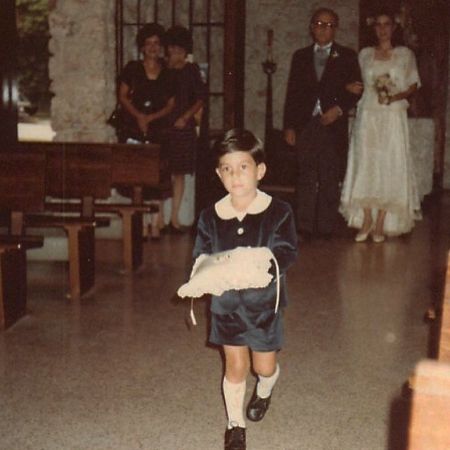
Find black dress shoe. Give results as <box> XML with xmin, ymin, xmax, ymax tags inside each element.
<box><xmin>159</xmin><ymin>225</ymin><xmax>170</xmax><ymax>235</ymax></box>
<box><xmin>224</xmin><ymin>426</ymin><xmax>246</xmax><ymax>450</ymax></box>
<box><xmin>168</xmin><ymin>223</ymin><xmax>186</xmax><ymax>235</ymax></box>
<box><xmin>246</xmin><ymin>391</ymin><xmax>271</xmax><ymax>422</ymax></box>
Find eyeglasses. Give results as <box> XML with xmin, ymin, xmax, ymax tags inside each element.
<box><xmin>312</xmin><ymin>20</ymin><xmax>337</xmax><ymax>29</ymax></box>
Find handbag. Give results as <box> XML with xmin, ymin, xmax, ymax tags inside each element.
<box><xmin>106</xmin><ymin>104</ymin><xmax>123</xmax><ymax>130</ymax></box>
<box><xmin>106</xmin><ymin>104</ymin><xmax>145</xmax><ymax>141</ymax></box>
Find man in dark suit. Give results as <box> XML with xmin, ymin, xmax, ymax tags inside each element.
<box><xmin>283</xmin><ymin>7</ymin><xmax>361</xmax><ymax>240</ymax></box>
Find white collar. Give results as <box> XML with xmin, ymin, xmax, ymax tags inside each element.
<box><xmin>214</xmin><ymin>189</ymin><xmax>272</xmax><ymax>221</ymax></box>
<box><xmin>314</xmin><ymin>42</ymin><xmax>333</xmax><ymax>53</ymax></box>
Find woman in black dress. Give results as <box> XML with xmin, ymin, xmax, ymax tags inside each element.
<box><xmin>165</xmin><ymin>26</ymin><xmax>207</xmax><ymax>233</ymax></box>
<box><xmin>118</xmin><ymin>23</ymin><xmax>175</xmax><ymax>143</ymax></box>
<box><xmin>118</xmin><ymin>23</ymin><xmax>175</xmax><ymax>238</ymax></box>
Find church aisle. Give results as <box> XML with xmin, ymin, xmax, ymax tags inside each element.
<box><xmin>0</xmin><ymin>194</ymin><xmax>448</xmax><ymax>450</ymax></box>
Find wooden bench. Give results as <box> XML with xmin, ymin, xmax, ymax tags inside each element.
<box><xmin>438</xmin><ymin>251</ymin><xmax>450</xmax><ymax>362</ymax></box>
<box><xmin>20</xmin><ymin>143</ymin><xmax>112</xmax><ymax>299</ymax></box>
<box><xmin>106</xmin><ymin>142</ymin><xmax>164</xmax><ymax>271</ymax></box>
<box><xmin>21</xmin><ymin>141</ymin><xmax>164</xmax><ymax>273</ymax></box>
<box><xmin>0</xmin><ymin>152</ymin><xmax>46</xmax><ymax>329</ymax></box>
<box><xmin>406</xmin><ymin>252</ymin><xmax>450</xmax><ymax>448</ymax></box>
<box><xmin>408</xmin><ymin>360</ymin><xmax>450</xmax><ymax>449</ymax></box>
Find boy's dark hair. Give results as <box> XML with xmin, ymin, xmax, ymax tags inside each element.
<box><xmin>214</xmin><ymin>128</ymin><xmax>265</xmax><ymax>166</ymax></box>
<box><xmin>136</xmin><ymin>23</ymin><xmax>165</xmax><ymax>49</ymax></box>
<box><xmin>165</xmin><ymin>25</ymin><xmax>193</xmax><ymax>53</ymax></box>
<box><xmin>310</xmin><ymin>7</ymin><xmax>339</xmax><ymax>26</ymax></box>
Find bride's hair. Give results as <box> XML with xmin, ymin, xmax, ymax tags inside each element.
<box><xmin>365</xmin><ymin>8</ymin><xmax>404</xmax><ymax>47</ymax></box>
<box><xmin>368</xmin><ymin>8</ymin><xmax>397</xmax><ymax>25</ymax></box>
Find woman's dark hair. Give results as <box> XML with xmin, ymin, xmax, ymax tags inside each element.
<box><xmin>214</xmin><ymin>129</ymin><xmax>265</xmax><ymax>166</ymax></box>
<box><xmin>367</xmin><ymin>8</ymin><xmax>404</xmax><ymax>47</ymax></box>
<box><xmin>165</xmin><ymin>25</ymin><xmax>193</xmax><ymax>53</ymax></box>
<box><xmin>372</xmin><ymin>7</ymin><xmax>397</xmax><ymax>24</ymax></box>
<box><xmin>136</xmin><ymin>23</ymin><xmax>165</xmax><ymax>49</ymax></box>
<box><xmin>311</xmin><ymin>8</ymin><xmax>339</xmax><ymax>26</ymax></box>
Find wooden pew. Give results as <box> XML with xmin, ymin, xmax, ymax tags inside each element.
<box><xmin>438</xmin><ymin>251</ymin><xmax>450</xmax><ymax>362</ymax></box>
<box><xmin>21</xmin><ymin>143</ymin><xmax>111</xmax><ymax>299</ymax></box>
<box><xmin>22</xmin><ymin>141</ymin><xmax>164</xmax><ymax>273</ymax></box>
<box><xmin>406</xmin><ymin>253</ymin><xmax>450</xmax><ymax>448</ymax></box>
<box><xmin>0</xmin><ymin>152</ymin><xmax>45</xmax><ymax>329</ymax></box>
<box><xmin>105</xmin><ymin>142</ymin><xmax>164</xmax><ymax>271</ymax></box>
<box><xmin>408</xmin><ymin>360</ymin><xmax>450</xmax><ymax>449</ymax></box>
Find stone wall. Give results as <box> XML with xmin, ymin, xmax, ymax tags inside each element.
<box><xmin>245</xmin><ymin>0</ymin><xmax>359</xmax><ymax>140</ymax></box>
<box><xmin>48</xmin><ymin>0</ymin><xmax>116</xmax><ymax>142</ymax></box>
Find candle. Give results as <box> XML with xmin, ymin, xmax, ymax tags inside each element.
<box><xmin>267</xmin><ymin>29</ymin><xmax>273</xmax><ymax>62</ymax></box>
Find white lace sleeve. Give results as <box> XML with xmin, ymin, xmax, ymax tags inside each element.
<box><xmin>358</xmin><ymin>47</ymin><xmax>372</xmax><ymax>68</ymax></box>
<box><xmin>403</xmin><ymin>47</ymin><xmax>421</xmax><ymax>89</ymax></box>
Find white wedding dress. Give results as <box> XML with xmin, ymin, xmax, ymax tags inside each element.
<box><xmin>340</xmin><ymin>46</ymin><xmax>422</xmax><ymax>236</ymax></box>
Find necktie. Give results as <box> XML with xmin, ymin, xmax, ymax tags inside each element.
<box><xmin>314</xmin><ymin>48</ymin><xmax>328</xmax><ymax>80</ymax></box>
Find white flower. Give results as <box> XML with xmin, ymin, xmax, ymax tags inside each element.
<box><xmin>374</xmin><ymin>73</ymin><xmax>396</xmax><ymax>105</ymax></box>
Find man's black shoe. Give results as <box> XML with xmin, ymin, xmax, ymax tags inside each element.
<box><xmin>224</xmin><ymin>426</ymin><xmax>246</xmax><ymax>450</ymax></box>
<box><xmin>246</xmin><ymin>392</ymin><xmax>271</xmax><ymax>422</ymax></box>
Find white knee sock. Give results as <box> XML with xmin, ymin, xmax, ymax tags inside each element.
<box><xmin>223</xmin><ymin>377</ymin><xmax>246</xmax><ymax>429</ymax></box>
<box><xmin>256</xmin><ymin>363</ymin><xmax>280</xmax><ymax>399</ymax></box>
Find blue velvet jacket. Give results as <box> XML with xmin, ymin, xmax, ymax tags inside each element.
<box><xmin>192</xmin><ymin>191</ymin><xmax>298</xmax><ymax>315</ymax></box>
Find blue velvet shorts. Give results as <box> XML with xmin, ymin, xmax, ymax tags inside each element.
<box><xmin>209</xmin><ymin>307</ymin><xmax>284</xmax><ymax>351</ymax></box>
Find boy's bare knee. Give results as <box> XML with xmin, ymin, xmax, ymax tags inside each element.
<box><xmin>226</xmin><ymin>360</ymin><xmax>250</xmax><ymax>382</ymax></box>
<box><xmin>252</xmin><ymin>351</ymin><xmax>277</xmax><ymax>377</ymax></box>
<box><xmin>253</xmin><ymin>364</ymin><xmax>276</xmax><ymax>378</ymax></box>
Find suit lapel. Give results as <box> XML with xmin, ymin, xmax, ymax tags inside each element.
<box><xmin>307</xmin><ymin>45</ymin><xmax>320</xmax><ymax>83</ymax></box>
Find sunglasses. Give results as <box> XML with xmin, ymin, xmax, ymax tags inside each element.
<box><xmin>312</xmin><ymin>20</ymin><xmax>337</xmax><ymax>29</ymax></box>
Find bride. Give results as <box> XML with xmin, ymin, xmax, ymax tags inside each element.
<box><xmin>340</xmin><ymin>9</ymin><xmax>421</xmax><ymax>242</ymax></box>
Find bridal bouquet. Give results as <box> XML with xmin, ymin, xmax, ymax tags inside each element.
<box><xmin>374</xmin><ymin>73</ymin><xmax>395</xmax><ymax>105</ymax></box>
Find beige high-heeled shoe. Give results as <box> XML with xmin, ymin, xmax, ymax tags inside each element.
<box><xmin>372</xmin><ymin>233</ymin><xmax>385</xmax><ymax>243</ymax></box>
<box><xmin>355</xmin><ymin>224</ymin><xmax>373</xmax><ymax>242</ymax></box>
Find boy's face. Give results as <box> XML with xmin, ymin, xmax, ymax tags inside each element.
<box><xmin>216</xmin><ymin>151</ymin><xmax>266</xmax><ymax>200</ymax></box>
